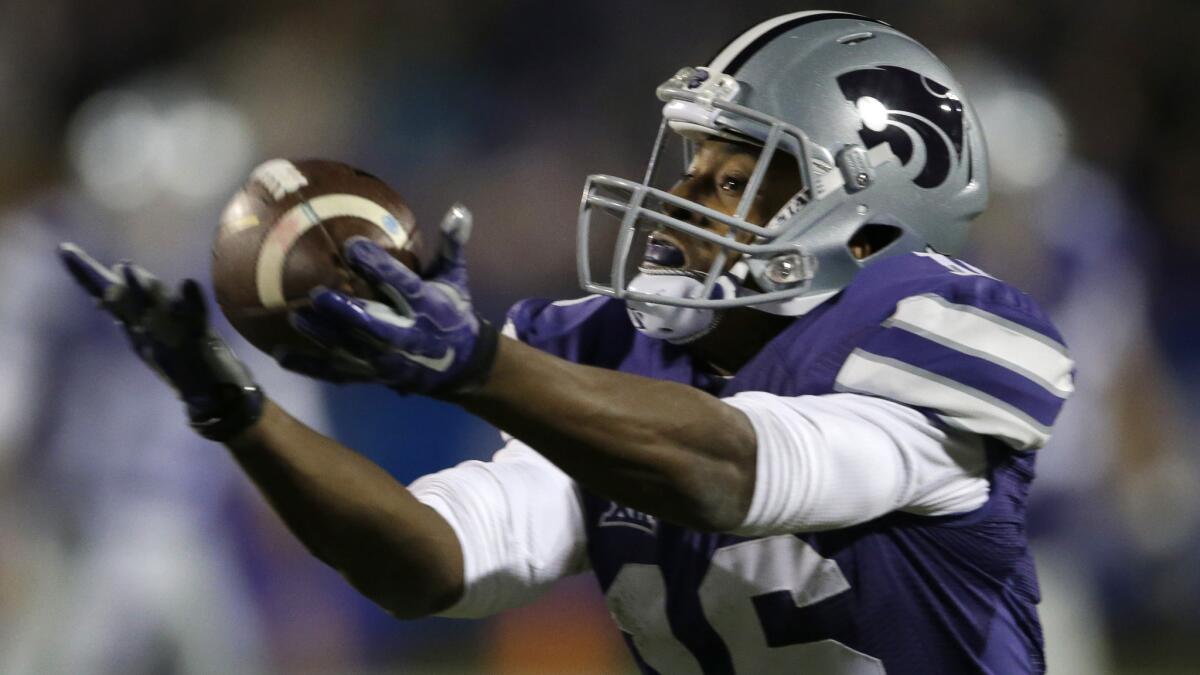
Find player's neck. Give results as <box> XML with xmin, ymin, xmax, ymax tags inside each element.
<box><xmin>687</xmin><ymin>308</ymin><xmax>794</xmax><ymax>376</ymax></box>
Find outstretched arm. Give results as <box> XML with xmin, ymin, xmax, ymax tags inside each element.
<box><xmin>288</xmin><ymin>209</ymin><xmax>758</xmax><ymax>533</ymax></box>
<box><xmin>226</xmin><ymin>400</ymin><xmax>463</xmax><ymax>618</ymax></box>
<box><xmin>454</xmin><ymin>338</ymin><xmax>757</xmax><ymax>532</ymax></box>
<box><xmin>294</xmin><ymin>210</ymin><xmax>990</xmax><ymax>536</ymax></box>
<box><xmin>57</xmin><ymin>243</ymin><xmax>464</xmax><ymax>619</ymax></box>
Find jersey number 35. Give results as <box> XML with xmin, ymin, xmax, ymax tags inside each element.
<box><xmin>605</xmin><ymin>535</ymin><xmax>884</xmax><ymax>673</ymax></box>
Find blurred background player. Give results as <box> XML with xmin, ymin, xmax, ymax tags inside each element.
<box><xmin>0</xmin><ymin>164</ymin><xmax>337</xmax><ymax>674</ymax></box>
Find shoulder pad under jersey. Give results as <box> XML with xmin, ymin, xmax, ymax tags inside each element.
<box><xmin>503</xmin><ymin>295</ymin><xmax>634</xmax><ymax>366</ymax></box>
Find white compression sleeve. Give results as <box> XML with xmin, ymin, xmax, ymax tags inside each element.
<box><xmin>723</xmin><ymin>392</ymin><xmax>990</xmax><ymax>536</ymax></box>
<box><xmin>409</xmin><ymin>439</ymin><xmax>589</xmax><ymax>618</ymax></box>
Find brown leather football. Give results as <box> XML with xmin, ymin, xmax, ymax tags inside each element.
<box><xmin>212</xmin><ymin>158</ymin><xmax>421</xmax><ymax>357</ymax></box>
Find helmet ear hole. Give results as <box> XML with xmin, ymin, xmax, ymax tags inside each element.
<box><xmin>848</xmin><ymin>224</ymin><xmax>902</xmax><ymax>260</ymax></box>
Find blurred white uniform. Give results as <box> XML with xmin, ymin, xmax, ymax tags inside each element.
<box><xmin>0</xmin><ymin>193</ymin><xmax>331</xmax><ymax>675</ymax></box>
<box><xmin>971</xmin><ymin>160</ymin><xmax>1149</xmax><ymax>675</ymax></box>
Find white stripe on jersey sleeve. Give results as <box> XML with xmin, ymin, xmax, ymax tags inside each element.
<box><xmin>884</xmin><ymin>293</ymin><xmax>1075</xmax><ymax>397</ymax></box>
<box><xmin>835</xmin><ymin>349</ymin><xmax>1052</xmax><ymax>451</ymax></box>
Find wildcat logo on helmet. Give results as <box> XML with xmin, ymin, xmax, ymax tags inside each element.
<box><xmin>837</xmin><ymin>66</ymin><xmax>966</xmax><ymax>189</ymax></box>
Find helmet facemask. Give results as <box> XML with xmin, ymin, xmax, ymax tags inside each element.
<box><xmin>578</xmin><ymin>67</ymin><xmax>855</xmax><ymax>341</ymax></box>
<box><xmin>577</xmin><ymin>14</ymin><xmax>989</xmax><ymax>343</ymax></box>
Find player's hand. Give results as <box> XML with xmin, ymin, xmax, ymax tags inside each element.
<box><xmin>57</xmin><ymin>243</ymin><xmax>264</xmax><ymax>441</ymax></box>
<box><xmin>281</xmin><ymin>204</ymin><xmax>499</xmax><ymax>396</ymax></box>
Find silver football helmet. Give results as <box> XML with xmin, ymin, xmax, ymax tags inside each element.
<box><xmin>577</xmin><ymin>10</ymin><xmax>988</xmax><ymax>342</ymax></box>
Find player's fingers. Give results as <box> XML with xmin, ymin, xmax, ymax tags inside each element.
<box><xmin>342</xmin><ymin>236</ymin><xmax>423</xmax><ymax>297</ymax></box>
<box><xmin>296</xmin><ymin>289</ymin><xmax>402</xmax><ymax>356</ymax></box>
<box><xmin>290</xmin><ymin>305</ymin><xmax>354</xmax><ymax>350</ymax></box>
<box><xmin>58</xmin><ymin>242</ymin><xmax>119</xmax><ymax>299</ymax></box>
<box><xmin>431</xmin><ymin>204</ymin><xmax>472</xmax><ymax>289</ymax></box>
<box><xmin>309</xmin><ymin>287</ymin><xmax>373</xmax><ymax>329</ymax></box>
<box><xmin>274</xmin><ymin>347</ymin><xmax>339</xmax><ymax>380</ymax></box>
<box><xmin>310</xmin><ymin>288</ymin><xmax>422</xmax><ymax>349</ymax></box>
<box><xmin>174</xmin><ymin>279</ymin><xmax>209</xmax><ymax>331</ymax></box>
<box><xmin>178</xmin><ymin>279</ymin><xmax>207</xmax><ymax>319</ymax></box>
<box><xmin>393</xmin><ymin>327</ymin><xmax>456</xmax><ymax>362</ymax></box>
<box><xmin>340</xmin><ymin>237</ymin><xmax>423</xmax><ymax>316</ymax></box>
<box><xmin>118</xmin><ymin>263</ymin><xmax>164</xmax><ymax>312</ymax></box>
<box><xmin>439</xmin><ymin>203</ymin><xmax>473</xmax><ymax>251</ymax></box>
<box><xmin>273</xmin><ymin>346</ymin><xmax>375</xmax><ymax>383</ymax></box>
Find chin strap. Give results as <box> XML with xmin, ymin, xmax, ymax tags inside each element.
<box><xmin>624</xmin><ymin>262</ymin><xmax>749</xmax><ymax>344</ymax></box>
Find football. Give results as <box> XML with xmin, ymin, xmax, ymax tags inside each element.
<box><xmin>212</xmin><ymin>158</ymin><xmax>422</xmax><ymax>357</ymax></box>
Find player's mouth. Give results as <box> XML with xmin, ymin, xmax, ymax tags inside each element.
<box><xmin>641</xmin><ymin>233</ymin><xmax>688</xmax><ymax>271</ymax></box>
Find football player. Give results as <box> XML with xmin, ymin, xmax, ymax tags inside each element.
<box><xmin>60</xmin><ymin>11</ymin><xmax>1072</xmax><ymax>674</ymax></box>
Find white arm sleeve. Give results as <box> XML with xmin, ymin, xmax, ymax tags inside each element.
<box><xmin>724</xmin><ymin>391</ymin><xmax>990</xmax><ymax>536</ymax></box>
<box><xmin>408</xmin><ymin>439</ymin><xmax>589</xmax><ymax>618</ymax></box>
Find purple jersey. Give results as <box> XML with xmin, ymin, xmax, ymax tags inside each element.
<box><xmin>505</xmin><ymin>252</ymin><xmax>1070</xmax><ymax>674</ymax></box>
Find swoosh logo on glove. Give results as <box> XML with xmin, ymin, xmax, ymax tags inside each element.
<box><xmin>399</xmin><ymin>347</ymin><xmax>455</xmax><ymax>372</ymax></box>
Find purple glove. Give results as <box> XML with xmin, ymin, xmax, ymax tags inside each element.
<box><xmin>58</xmin><ymin>243</ymin><xmax>263</xmax><ymax>441</ymax></box>
<box><xmin>282</xmin><ymin>204</ymin><xmax>499</xmax><ymax>396</ymax></box>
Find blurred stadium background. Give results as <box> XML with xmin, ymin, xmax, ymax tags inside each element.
<box><xmin>1</xmin><ymin>1</ymin><xmax>1198</xmax><ymax>673</ymax></box>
